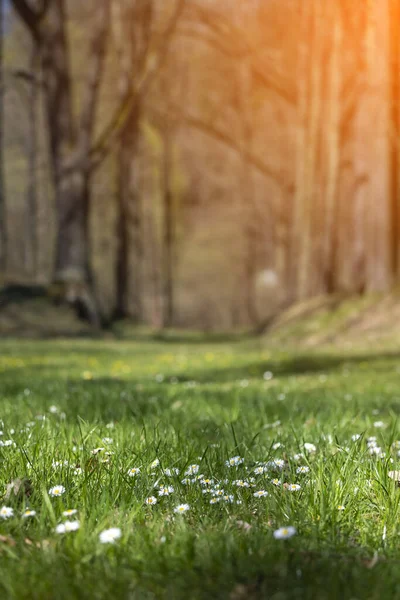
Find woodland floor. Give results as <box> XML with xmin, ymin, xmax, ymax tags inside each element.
<box><xmin>1</xmin><ymin>338</ymin><xmax>400</xmax><ymax>598</ymax></box>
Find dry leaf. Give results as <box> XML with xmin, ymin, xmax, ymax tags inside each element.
<box><xmin>5</xmin><ymin>478</ymin><xmax>33</xmax><ymax>502</ymax></box>
<box><xmin>0</xmin><ymin>535</ymin><xmax>16</xmax><ymax>547</ymax></box>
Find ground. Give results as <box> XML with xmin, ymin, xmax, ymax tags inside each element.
<box><xmin>1</xmin><ymin>338</ymin><xmax>400</xmax><ymax>599</ymax></box>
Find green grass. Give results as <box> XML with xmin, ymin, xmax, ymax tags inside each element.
<box><xmin>1</xmin><ymin>339</ymin><xmax>400</xmax><ymax>598</ymax></box>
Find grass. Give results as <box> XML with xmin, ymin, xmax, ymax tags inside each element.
<box><xmin>1</xmin><ymin>338</ymin><xmax>400</xmax><ymax>598</ymax></box>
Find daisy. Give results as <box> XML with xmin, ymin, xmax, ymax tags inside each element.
<box><xmin>338</xmin><ymin>505</ymin><xmax>345</xmax><ymax>511</ymax></box>
<box><xmin>223</xmin><ymin>495</ymin><xmax>234</xmax><ymax>503</ymax></box>
<box><xmin>164</xmin><ymin>468</ymin><xmax>180</xmax><ymax>476</ymax></box>
<box><xmin>273</xmin><ymin>526</ymin><xmax>296</xmax><ymax>540</ymax></box>
<box><xmin>22</xmin><ymin>509</ymin><xmax>36</xmax><ymax>518</ymax></box>
<box><xmin>102</xmin><ymin>438</ymin><xmax>113</xmax><ymax>445</ymax></box>
<box><xmin>210</xmin><ymin>497</ymin><xmax>220</xmax><ymax>504</ymax></box>
<box><xmin>296</xmin><ymin>466</ymin><xmax>310</xmax><ymax>474</ymax></box>
<box><xmin>0</xmin><ymin>506</ymin><xmax>13</xmax><ymax>519</ymax></box>
<box><xmin>174</xmin><ymin>504</ymin><xmax>190</xmax><ymax>514</ymax></box>
<box><xmin>91</xmin><ymin>448</ymin><xmax>104</xmax><ymax>455</ymax></box>
<box><xmin>49</xmin><ymin>485</ymin><xmax>65</xmax><ymax>497</ymax></box>
<box><xmin>254</xmin><ymin>466</ymin><xmax>265</xmax><ymax>475</ymax></box>
<box><xmin>185</xmin><ymin>464</ymin><xmax>199</xmax><ymax>476</ymax></box>
<box><xmin>150</xmin><ymin>458</ymin><xmax>160</xmax><ymax>469</ymax></box>
<box><xmin>99</xmin><ymin>527</ymin><xmax>122</xmax><ymax>544</ymax></box>
<box><xmin>271</xmin><ymin>478</ymin><xmax>281</xmax><ymax>486</ymax></box>
<box><xmin>158</xmin><ymin>486</ymin><xmax>174</xmax><ymax>496</ymax></box>
<box><xmin>225</xmin><ymin>456</ymin><xmax>244</xmax><ymax>467</ymax></box>
<box><xmin>253</xmin><ymin>490</ymin><xmax>268</xmax><ymax>498</ymax></box>
<box><xmin>63</xmin><ymin>509</ymin><xmax>78</xmax><ymax>517</ymax></box>
<box><xmin>286</xmin><ymin>483</ymin><xmax>301</xmax><ymax>492</ymax></box>
<box><xmin>127</xmin><ymin>467</ymin><xmax>141</xmax><ymax>477</ymax></box>
<box><xmin>55</xmin><ymin>520</ymin><xmax>80</xmax><ymax>534</ymax></box>
<box><xmin>145</xmin><ymin>496</ymin><xmax>157</xmax><ymax>505</ymax></box>
<box><xmin>304</xmin><ymin>443</ymin><xmax>316</xmax><ymax>453</ymax></box>
<box><xmin>234</xmin><ymin>480</ymin><xmax>250</xmax><ymax>488</ymax></box>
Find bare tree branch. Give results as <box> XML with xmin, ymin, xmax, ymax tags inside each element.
<box><xmin>90</xmin><ymin>0</ymin><xmax>186</xmax><ymax>170</ymax></box>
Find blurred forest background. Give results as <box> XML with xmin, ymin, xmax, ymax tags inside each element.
<box><xmin>1</xmin><ymin>0</ymin><xmax>400</xmax><ymax>333</ymax></box>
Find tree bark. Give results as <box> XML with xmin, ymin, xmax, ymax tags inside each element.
<box><xmin>0</xmin><ymin>0</ymin><xmax>6</xmax><ymax>278</ymax></box>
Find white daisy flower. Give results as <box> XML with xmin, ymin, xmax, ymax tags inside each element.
<box><xmin>49</xmin><ymin>485</ymin><xmax>66</xmax><ymax>497</ymax></box>
<box><xmin>63</xmin><ymin>509</ymin><xmax>78</xmax><ymax>517</ymax></box>
<box><xmin>174</xmin><ymin>504</ymin><xmax>190</xmax><ymax>514</ymax></box>
<box><xmin>49</xmin><ymin>405</ymin><xmax>59</xmax><ymax>414</ymax></box>
<box><xmin>145</xmin><ymin>496</ymin><xmax>157</xmax><ymax>505</ymax></box>
<box><xmin>338</xmin><ymin>505</ymin><xmax>345</xmax><ymax>511</ymax></box>
<box><xmin>127</xmin><ymin>467</ymin><xmax>141</xmax><ymax>477</ymax></box>
<box><xmin>234</xmin><ymin>480</ymin><xmax>250</xmax><ymax>488</ymax></box>
<box><xmin>296</xmin><ymin>466</ymin><xmax>310</xmax><ymax>474</ymax></box>
<box><xmin>22</xmin><ymin>509</ymin><xmax>36</xmax><ymax>518</ymax></box>
<box><xmin>273</xmin><ymin>526</ymin><xmax>296</xmax><ymax>540</ymax></box>
<box><xmin>55</xmin><ymin>520</ymin><xmax>80</xmax><ymax>534</ymax></box>
<box><xmin>373</xmin><ymin>421</ymin><xmax>386</xmax><ymax>429</ymax></box>
<box><xmin>271</xmin><ymin>478</ymin><xmax>281</xmax><ymax>486</ymax></box>
<box><xmin>185</xmin><ymin>464</ymin><xmax>199</xmax><ymax>476</ymax></box>
<box><xmin>253</xmin><ymin>490</ymin><xmax>268</xmax><ymax>498</ymax></box>
<box><xmin>99</xmin><ymin>527</ymin><xmax>122</xmax><ymax>544</ymax></box>
<box><xmin>150</xmin><ymin>458</ymin><xmax>160</xmax><ymax>469</ymax></box>
<box><xmin>91</xmin><ymin>448</ymin><xmax>105</xmax><ymax>455</ymax></box>
<box><xmin>225</xmin><ymin>456</ymin><xmax>244</xmax><ymax>467</ymax></box>
<box><xmin>0</xmin><ymin>506</ymin><xmax>13</xmax><ymax>519</ymax></box>
<box><xmin>210</xmin><ymin>497</ymin><xmax>220</xmax><ymax>504</ymax></box>
<box><xmin>158</xmin><ymin>486</ymin><xmax>174</xmax><ymax>497</ymax></box>
<box><xmin>164</xmin><ymin>468</ymin><xmax>180</xmax><ymax>477</ymax></box>
<box><xmin>304</xmin><ymin>443</ymin><xmax>316</xmax><ymax>453</ymax></box>
<box><xmin>102</xmin><ymin>438</ymin><xmax>113</xmax><ymax>444</ymax></box>
<box><xmin>254</xmin><ymin>466</ymin><xmax>265</xmax><ymax>475</ymax></box>
<box><xmin>286</xmin><ymin>484</ymin><xmax>301</xmax><ymax>492</ymax></box>
<box><xmin>351</xmin><ymin>434</ymin><xmax>361</xmax><ymax>442</ymax></box>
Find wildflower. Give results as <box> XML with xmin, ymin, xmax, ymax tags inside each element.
<box><xmin>296</xmin><ymin>466</ymin><xmax>310</xmax><ymax>474</ymax></box>
<box><xmin>55</xmin><ymin>520</ymin><xmax>80</xmax><ymax>534</ymax></box>
<box><xmin>293</xmin><ymin>453</ymin><xmax>304</xmax><ymax>461</ymax></box>
<box><xmin>225</xmin><ymin>456</ymin><xmax>244</xmax><ymax>467</ymax></box>
<box><xmin>263</xmin><ymin>371</ymin><xmax>273</xmax><ymax>381</ymax></box>
<box><xmin>63</xmin><ymin>509</ymin><xmax>78</xmax><ymax>517</ymax></box>
<box><xmin>102</xmin><ymin>437</ymin><xmax>113</xmax><ymax>444</ymax></box>
<box><xmin>74</xmin><ymin>468</ymin><xmax>83</xmax><ymax>476</ymax></box>
<box><xmin>210</xmin><ymin>497</ymin><xmax>220</xmax><ymax>504</ymax></box>
<box><xmin>145</xmin><ymin>496</ymin><xmax>157</xmax><ymax>505</ymax></box>
<box><xmin>286</xmin><ymin>484</ymin><xmax>301</xmax><ymax>492</ymax></box>
<box><xmin>0</xmin><ymin>440</ymin><xmax>14</xmax><ymax>447</ymax></box>
<box><xmin>304</xmin><ymin>443</ymin><xmax>316</xmax><ymax>453</ymax></box>
<box><xmin>338</xmin><ymin>505</ymin><xmax>345</xmax><ymax>511</ymax></box>
<box><xmin>150</xmin><ymin>458</ymin><xmax>160</xmax><ymax>469</ymax></box>
<box><xmin>351</xmin><ymin>434</ymin><xmax>361</xmax><ymax>442</ymax></box>
<box><xmin>181</xmin><ymin>478</ymin><xmax>191</xmax><ymax>485</ymax></box>
<box><xmin>127</xmin><ymin>467</ymin><xmax>141</xmax><ymax>477</ymax></box>
<box><xmin>164</xmin><ymin>468</ymin><xmax>180</xmax><ymax>476</ymax></box>
<box><xmin>271</xmin><ymin>478</ymin><xmax>281</xmax><ymax>486</ymax></box>
<box><xmin>174</xmin><ymin>504</ymin><xmax>190</xmax><ymax>514</ymax></box>
<box><xmin>212</xmin><ymin>489</ymin><xmax>225</xmax><ymax>497</ymax></box>
<box><xmin>223</xmin><ymin>495</ymin><xmax>234</xmax><ymax>503</ymax></box>
<box><xmin>267</xmin><ymin>459</ymin><xmax>285</xmax><ymax>470</ymax></box>
<box><xmin>91</xmin><ymin>448</ymin><xmax>104</xmax><ymax>455</ymax></box>
<box><xmin>373</xmin><ymin>421</ymin><xmax>386</xmax><ymax>429</ymax></box>
<box><xmin>99</xmin><ymin>527</ymin><xmax>122</xmax><ymax>544</ymax></box>
<box><xmin>158</xmin><ymin>486</ymin><xmax>174</xmax><ymax>496</ymax></box>
<box><xmin>254</xmin><ymin>466</ymin><xmax>265</xmax><ymax>475</ymax></box>
<box><xmin>200</xmin><ymin>478</ymin><xmax>214</xmax><ymax>486</ymax></box>
<box><xmin>22</xmin><ymin>509</ymin><xmax>36</xmax><ymax>518</ymax></box>
<box><xmin>272</xmin><ymin>443</ymin><xmax>282</xmax><ymax>450</ymax></box>
<box><xmin>234</xmin><ymin>480</ymin><xmax>250</xmax><ymax>488</ymax></box>
<box><xmin>0</xmin><ymin>506</ymin><xmax>13</xmax><ymax>519</ymax></box>
<box><xmin>274</xmin><ymin>526</ymin><xmax>296</xmax><ymax>540</ymax></box>
<box><xmin>49</xmin><ymin>405</ymin><xmax>59</xmax><ymax>414</ymax></box>
<box><xmin>185</xmin><ymin>464</ymin><xmax>199</xmax><ymax>475</ymax></box>
<box><xmin>253</xmin><ymin>490</ymin><xmax>268</xmax><ymax>498</ymax></box>
<box><xmin>49</xmin><ymin>485</ymin><xmax>65</xmax><ymax>497</ymax></box>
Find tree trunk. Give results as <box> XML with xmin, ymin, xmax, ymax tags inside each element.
<box><xmin>116</xmin><ymin>110</ymin><xmax>142</xmax><ymax>320</ymax></box>
<box><xmin>162</xmin><ymin>130</ymin><xmax>174</xmax><ymax>327</ymax></box>
<box><xmin>25</xmin><ymin>39</ymin><xmax>39</xmax><ymax>279</ymax></box>
<box><xmin>0</xmin><ymin>0</ymin><xmax>6</xmax><ymax>279</ymax></box>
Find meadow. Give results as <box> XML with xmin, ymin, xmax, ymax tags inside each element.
<box><xmin>0</xmin><ymin>338</ymin><xmax>400</xmax><ymax>599</ymax></box>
